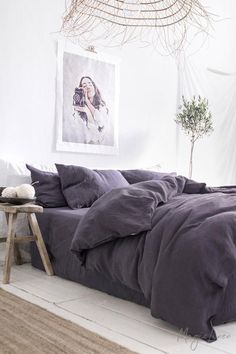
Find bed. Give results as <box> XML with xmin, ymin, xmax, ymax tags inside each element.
<box><xmin>31</xmin><ymin>207</ymin><xmax>148</xmax><ymax>306</ymax></box>
<box><xmin>28</xmin><ymin>166</ymin><xmax>236</xmax><ymax>343</ymax></box>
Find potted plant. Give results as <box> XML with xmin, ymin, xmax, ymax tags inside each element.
<box><xmin>175</xmin><ymin>96</ymin><xmax>213</xmax><ymax>179</ymax></box>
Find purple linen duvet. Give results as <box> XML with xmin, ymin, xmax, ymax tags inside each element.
<box><xmin>71</xmin><ymin>175</ymin><xmax>236</xmax><ymax>342</ymax></box>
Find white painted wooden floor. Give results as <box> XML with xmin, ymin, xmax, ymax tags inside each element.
<box><xmin>0</xmin><ymin>249</ymin><xmax>235</xmax><ymax>354</ymax></box>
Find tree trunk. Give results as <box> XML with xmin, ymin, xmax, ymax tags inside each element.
<box><xmin>189</xmin><ymin>140</ymin><xmax>195</xmax><ymax>179</ymax></box>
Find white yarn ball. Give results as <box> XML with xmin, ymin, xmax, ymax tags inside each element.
<box><xmin>15</xmin><ymin>184</ymin><xmax>35</xmax><ymax>199</ymax></box>
<box><xmin>2</xmin><ymin>187</ymin><xmax>17</xmax><ymax>198</ymax></box>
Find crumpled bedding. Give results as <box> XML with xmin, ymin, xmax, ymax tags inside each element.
<box><xmin>71</xmin><ymin>175</ymin><xmax>236</xmax><ymax>341</ymax></box>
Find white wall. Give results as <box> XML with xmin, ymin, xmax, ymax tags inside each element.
<box><xmin>176</xmin><ymin>0</ymin><xmax>236</xmax><ymax>185</ymax></box>
<box><xmin>0</xmin><ymin>0</ymin><xmax>177</xmax><ymax>172</ymax></box>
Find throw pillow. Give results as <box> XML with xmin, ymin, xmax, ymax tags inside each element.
<box><xmin>26</xmin><ymin>164</ymin><xmax>67</xmax><ymax>207</ymax></box>
<box><xmin>56</xmin><ymin>164</ymin><xmax>129</xmax><ymax>209</ymax></box>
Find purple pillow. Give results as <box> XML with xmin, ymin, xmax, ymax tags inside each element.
<box><xmin>26</xmin><ymin>164</ymin><xmax>67</xmax><ymax>208</ymax></box>
<box><xmin>120</xmin><ymin>169</ymin><xmax>177</xmax><ymax>184</ymax></box>
<box><xmin>56</xmin><ymin>164</ymin><xmax>129</xmax><ymax>209</ymax></box>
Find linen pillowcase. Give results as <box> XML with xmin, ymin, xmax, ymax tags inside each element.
<box><xmin>26</xmin><ymin>164</ymin><xmax>67</xmax><ymax>208</ymax></box>
<box><xmin>56</xmin><ymin>164</ymin><xmax>129</xmax><ymax>209</ymax></box>
<box><xmin>120</xmin><ymin>169</ymin><xmax>177</xmax><ymax>184</ymax></box>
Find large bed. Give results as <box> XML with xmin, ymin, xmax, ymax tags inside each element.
<box><xmin>30</xmin><ymin>173</ymin><xmax>236</xmax><ymax>343</ymax></box>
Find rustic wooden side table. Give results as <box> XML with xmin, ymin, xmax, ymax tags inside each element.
<box><xmin>0</xmin><ymin>203</ymin><xmax>54</xmax><ymax>284</ymax></box>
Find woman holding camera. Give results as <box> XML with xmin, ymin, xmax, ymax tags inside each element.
<box><xmin>73</xmin><ymin>76</ymin><xmax>109</xmax><ymax>144</ymax></box>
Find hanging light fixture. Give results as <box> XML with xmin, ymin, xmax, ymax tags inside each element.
<box><xmin>61</xmin><ymin>0</ymin><xmax>212</xmax><ymax>54</ymax></box>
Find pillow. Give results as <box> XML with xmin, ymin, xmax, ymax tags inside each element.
<box><xmin>0</xmin><ymin>157</ymin><xmax>57</xmax><ymax>187</ymax></box>
<box><xmin>120</xmin><ymin>169</ymin><xmax>177</xmax><ymax>184</ymax></box>
<box><xmin>26</xmin><ymin>164</ymin><xmax>67</xmax><ymax>207</ymax></box>
<box><xmin>56</xmin><ymin>164</ymin><xmax>129</xmax><ymax>209</ymax></box>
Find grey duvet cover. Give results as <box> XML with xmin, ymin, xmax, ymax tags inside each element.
<box><xmin>32</xmin><ymin>207</ymin><xmax>147</xmax><ymax>305</ymax></box>
<box><xmin>70</xmin><ymin>176</ymin><xmax>236</xmax><ymax>342</ymax></box>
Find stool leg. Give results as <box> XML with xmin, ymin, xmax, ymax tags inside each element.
<box><xmin>3</xmin><ymin>213</ymin><xmax>17</xmax><ymax>284</ymax></box>
<box><xmin>28</xmin><ymin>213</ymin><xmax>54</xmax><ymax>276</ymax></box>
<box><xmin>5</xmin><ymin>213</ymin><xmax>23</xmax><ymax>265</ymax></box>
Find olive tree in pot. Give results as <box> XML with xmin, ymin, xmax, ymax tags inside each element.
<box><xmin>175</xmin><ymin>96</ymin><xmax>213</xmax><ymax>179</ymax></box>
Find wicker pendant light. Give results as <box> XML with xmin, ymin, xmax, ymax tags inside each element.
<box><xmin>61</xmin><ymin>0</ymin><xmax>212</xmax><ymax>54</ymax></box>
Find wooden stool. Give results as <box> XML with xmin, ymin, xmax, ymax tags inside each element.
<box><xmin>0</xmin><ymin>203</ymin><xmax>54</xmax><ymax>284</ymax></box>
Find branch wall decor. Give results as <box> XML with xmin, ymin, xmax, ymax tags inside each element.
<box><xmin>61</xmin><ymin>0</ymin><xmax>212</xmax><ymax>54</ymax></box>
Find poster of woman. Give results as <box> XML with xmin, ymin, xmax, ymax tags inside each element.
<box><xmin>56</xmin><ymin>41</ymin><xmax>119</xmax><ymax>154</ymax></box>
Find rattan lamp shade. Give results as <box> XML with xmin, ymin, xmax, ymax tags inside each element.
<box><xmin>62</xmin><ymin>0</ymin><xmax>211</xmax><ymax>53</ymax></box>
